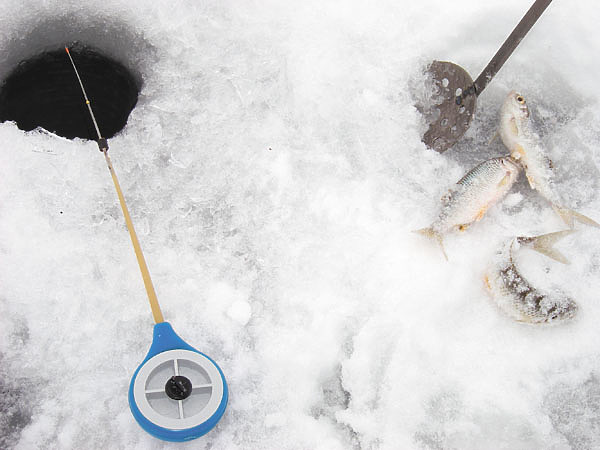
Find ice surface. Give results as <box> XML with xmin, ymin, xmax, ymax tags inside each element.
<box><xmin>1</xmin><ymin>0</ymin><xmax>600</xmax><ymax>449</ymax></box>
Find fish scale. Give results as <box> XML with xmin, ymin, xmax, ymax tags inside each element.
<box><xmin>458</xmin><ymin>157</ymin><xmax>511</xmax><ymax>186</ymax></box>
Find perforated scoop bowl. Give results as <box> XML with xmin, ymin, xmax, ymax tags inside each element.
<box><xmin>421</xmin><ymin>61</ymin><xmax>476</xmax><ymax>152</ymax></box>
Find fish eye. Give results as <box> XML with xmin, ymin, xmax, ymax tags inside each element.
<box><xmin>516</xmin><ymin>95</ymin><xmax>525</xmax><ymax>104</ymax></box>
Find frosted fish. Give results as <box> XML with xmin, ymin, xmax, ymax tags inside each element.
<box><xmin>498</xmin><ymin>90</ymin><xmax>599</xmax><ymax>228</ymax></box>
<box><xmin>484</xmin><ymin>230</ymin><xmax>578</xmax><ymax>325</ymax></box>
<box><xmin>416</xmin><ymin>156</ymin><xmax>521</xmax><ymax>259</ymax></box>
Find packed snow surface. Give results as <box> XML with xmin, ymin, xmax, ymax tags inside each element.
<box><xmin>1</xmin><ymin>0</ymin><xmax>600</xmax><ymax>448</ymax></box>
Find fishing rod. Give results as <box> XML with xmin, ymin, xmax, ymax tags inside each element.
<box><xmin>65</xmin><ymin>46</ymin><xmax>227</xmax><ymax>442</ymax></box>
<box><xmin>66</xmin><ymin>46</ymin><xmax>164</xmax><ymax>323</ymax></box>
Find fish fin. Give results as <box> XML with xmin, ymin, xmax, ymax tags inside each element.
<box><xmin>570</xmin><ymin>209</ymin><xmax>600</xmax><ymax>228</ymax></box>
<box><xmin>414</xmin><ymin>227</ymin><xmax>448</xmax><ymax>260</ymax></box>
<box><xmin>488</xmin><ymin>130</ymin><xmax>499</xmax><ymax>145</ymax></box>
<box><xmin>553</xmin><ymin>205</ymin><xmax>600</xmax><ymax>229</ymax></box>
<box><xmin>475</xmin><ymin>205</ymin><xmax>488</xmax><ymax>221</ymax></box>
<box><xmin>483</xmin><ymin>274</ymin><xmax>492</xmax><ymax>291</ymax></box>
<box><xmin>525</xmin><ymin>172</ymin><xmax>536</xmax><ymax>189</ymax></box>
<box><xmin>509</xmin><ymin>117</ymin><xmax>519</xmax><ymax>136</ymax></box>
<box><xmin>497</xmin><ymin>172</ymin><xmax>512</xmax><ymax>188</ymax></box>
<box><xmin>520</xmin><ymin>230</ymin><xmax>574</xmax><ymax>264</ymax></box>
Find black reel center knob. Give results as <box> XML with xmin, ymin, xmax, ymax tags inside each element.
<box><xmin>165</xmin><ymin>375</ymin><xmax>193</xmax><ymax>400</ymax></box>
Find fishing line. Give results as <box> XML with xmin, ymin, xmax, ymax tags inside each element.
<box><xmin>65</xmin><ymin>47</ymin><xmax>103</xmax><ymax>141</ymax></box>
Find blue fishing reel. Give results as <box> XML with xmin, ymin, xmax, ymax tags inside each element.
<box><xmin>128</xmin><ymin>322</ymin><xmax>228</xmax><ymax>442</ymax></box>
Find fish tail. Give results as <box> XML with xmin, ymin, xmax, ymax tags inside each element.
<box><xmin>519</xmin><ymin>230</ymin><xmax>574</xmax><ymax>264</ymax></box>
<box><xmin>553</xmin><ymin>204</ymin><xmax>600</xmax><ymax>229</ymax></box>
<box><xmin>414</xmin><ymin>227</ymin><xmax>447</xmax><ymax>260</ymax></box>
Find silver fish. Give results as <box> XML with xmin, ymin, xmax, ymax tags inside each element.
<box><xmin>499</xmin><ymin>90</ymin><xmax>599</xmax><ymax>228</ymax></box>
<box><xmin>484</xmin><ymin>230</ymin><xmax>578</xmax><ymax>325</ymax></box>
<box><xmin>416</xmin><ymin>156</ymin><xmax>521</xmax><ymax>259</ymax></box>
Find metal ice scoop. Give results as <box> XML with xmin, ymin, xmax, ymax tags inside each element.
<box><xmin>421</xmin><ymin>0</ymin><xmax>553</xmax><ymax>152</ymax></box>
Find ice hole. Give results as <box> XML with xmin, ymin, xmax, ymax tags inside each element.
<box><xmin>0</xmin><ymin>46</ymin><xmax>140</xmax><ymax>140</ymax></box>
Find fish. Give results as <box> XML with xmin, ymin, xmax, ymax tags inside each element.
<box><xmin>498</xmin><ymin>90</ymin><xmax>599</xmax><ymax>228</ymax></box>
<box><xmin>416</xmin><ymin>156</ymin><xmax>521</xmax><ymax>259</ymax></box>
<box><xmin>483</xmin><ymin>230</ymin><xmax>578</xmax><ymax>325</ymax></box>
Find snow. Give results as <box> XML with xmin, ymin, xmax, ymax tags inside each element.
<box><xmin>1</xmin><ymin>0</ymin><xmax>600</xmax><ymax>448</ymax></box>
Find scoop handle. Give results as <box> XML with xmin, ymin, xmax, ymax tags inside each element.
<box><xmin>473</xmin><ymin>0</ymin><xmax>553</xmax><ymax>95</ymax></box>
